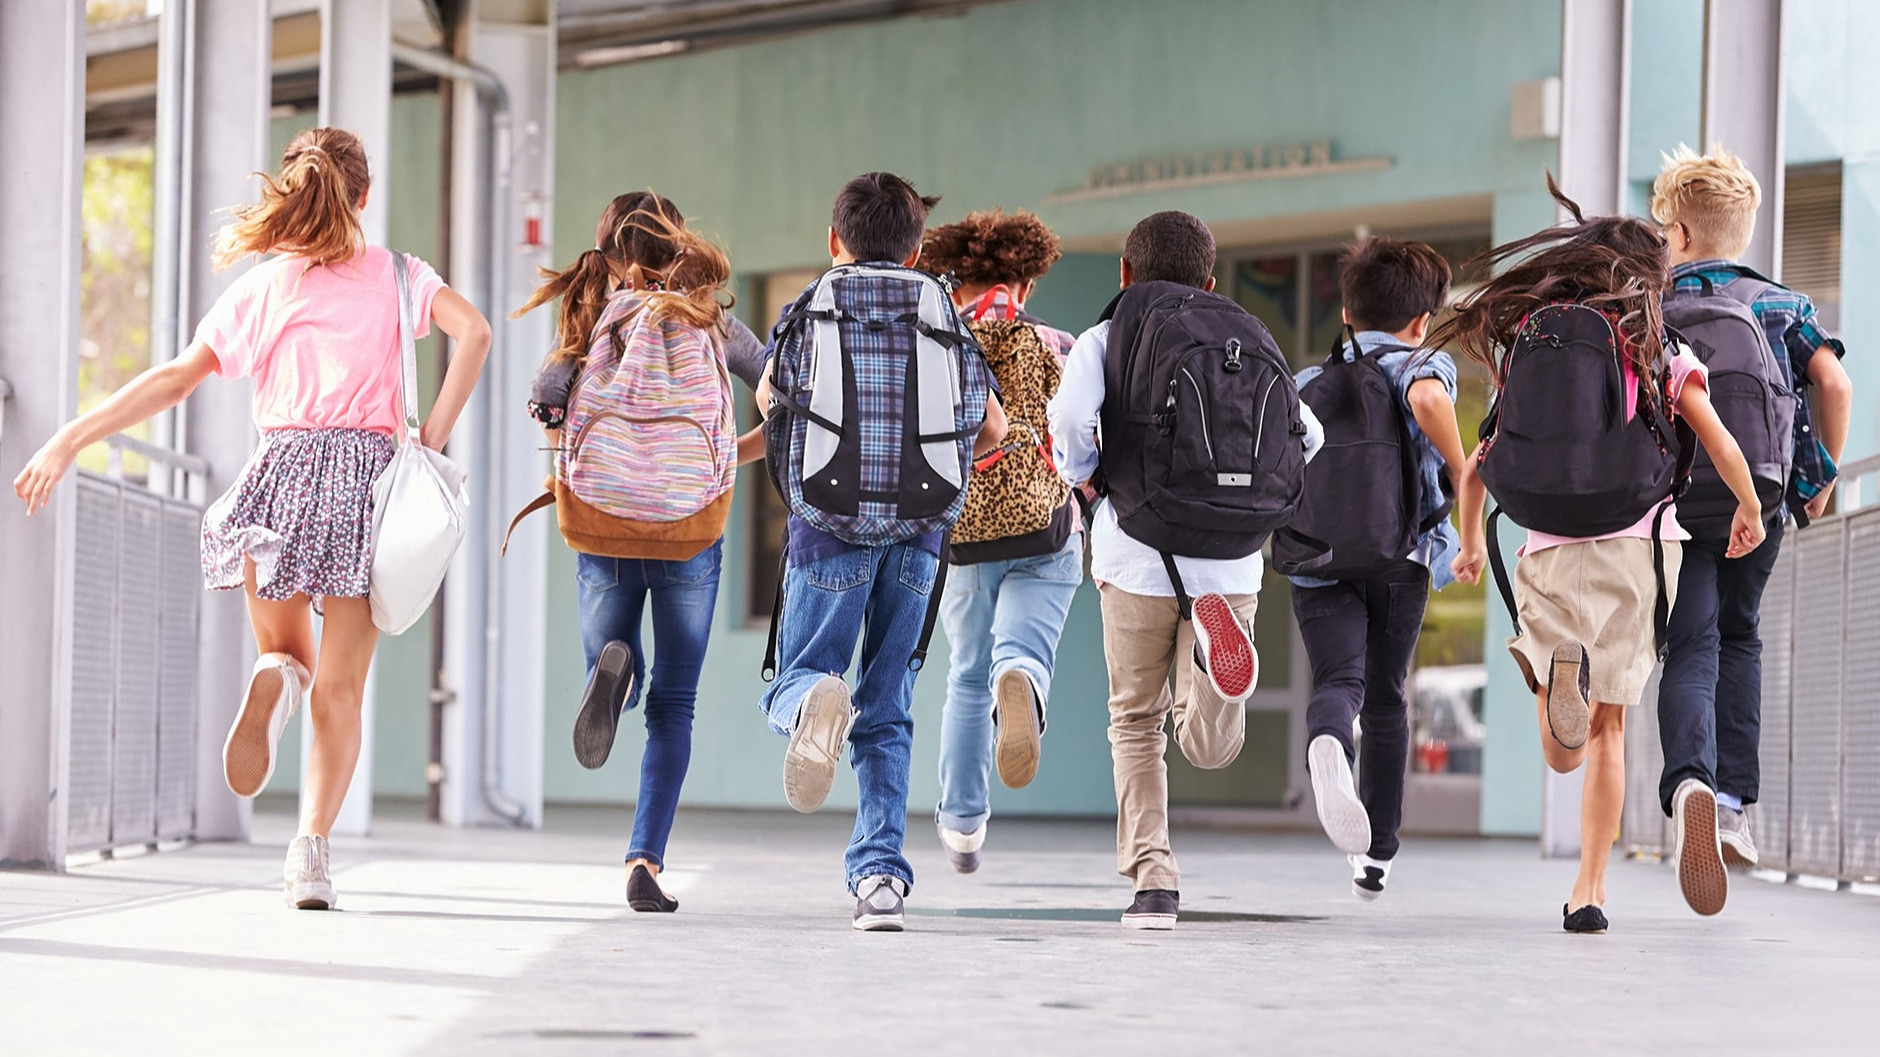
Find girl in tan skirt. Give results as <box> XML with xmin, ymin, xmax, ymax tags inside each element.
<box><xmin>1442</xmin><ymin>179</ymin><xmax>1765</xmax><ymax>934</ymax></box>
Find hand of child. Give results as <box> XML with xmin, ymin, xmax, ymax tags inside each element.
<box><xmin>1725</xmin><ymin>502</ymin><xmax>1767</xmax><ymax>558</ymax></box>
<box><xmin>13</xmin><ymin>432</ymin><xmax>77</xmax><ymax>517</ymax></box>
<box><xmin>1804</xmin><ymin>481</ymin><xmax>1836</xmax><ymax>520</ymax></box>
<box><xmin>1451</xmin><ymin>543</ymin><xmax>1487</xmax><ymax>585</ymax></box>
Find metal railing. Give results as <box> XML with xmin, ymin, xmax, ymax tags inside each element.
<box><xmin>1624</xmin><ymin>454</ymin><xmax>1880</xmax><ymax>886</ymax></box>
<box><xmin>66</xmin><ymin>434</ymin><xmax>209</xmax><ymax>856</ymax></box>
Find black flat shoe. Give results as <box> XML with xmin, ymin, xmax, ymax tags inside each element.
<box><xmin>574</xmin><ymin>641</ymin><xmax>634</xmax><ymax>770</ymax></box>
<box><xmin>1562</xmin><ymin>902</ymin><xmax>1608</xmax><ymax>934</ymax></box>
<box><xmin>627</xmin><ymin>863</ymin><xmax>678</xmax><ymax>913</ymax></box>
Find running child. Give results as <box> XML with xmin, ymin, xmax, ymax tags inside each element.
<box><xmin>1444</xmin><ymin>177</ymin><xmax>1766</xmax><ymax>934</ymax></box>
<box><xmin>919</xmin><ymin>209</ymin><xmax>1083</xmax><ymax>874</ymax></box>
<box><xmin>1049</xmin><ymin>211</ymin><xmax>1324</xmax><ymax>929</ymax></box>
<box><xmin>1284</xmin><ymin>238</ymin><xmax>1468</xmax><ymax>901</ymax></box>
<box><xmin>14</xmin><ymin>127</ymin><xmax>492</xmax><ymax>910</ymax></box>
<box><xmin>755</xmin><ymin>173</ymin><xmax>1006</xmax><ymax>931</ymax></box>
<box><xmin>514</xmin><ymin>192</ymin><xmax>766</xmax><ymax>913</ymax></box>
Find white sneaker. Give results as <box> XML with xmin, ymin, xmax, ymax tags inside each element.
<box><xmin>852</xmin><ymin>875</ymin><xmax>906</xmax><ymax>931</ymax></box>
<box><xmin>284</xmin><ymin>834</ymin><xmax>337</xmax><ymax>910</ymax></box>
<box><xmin>783</xmin><ymin>675</ymin><xmax>855</xmax><ymax>813</ymax></box>
<box><xmin>1350</xmin><ymin>854</ymin><xmax>1391</xmax><ymax>901</ymax></box>
<box><xmin>1192</xmin><ymin>593</ymin><xmax>1257</xmax><ymax>703</ymax></box>
<box><xmin>1308</xmin><ymin>734</ymin><xmax>1372</xmax><ymax>854</ymax></box>
<box><xmin>1673</xmin><ymin>778</ymin><xmax>1727</xmax><ymax>916</ymax></box>
<box><xmin>937</xmin><ymin>821</ymin><xmax>986</xmax><ymax>874</ymax></box>
<box><xmin>224</xmin><ymin>655</ymin><xmax>301</xmax><ymax>798</ymax></box>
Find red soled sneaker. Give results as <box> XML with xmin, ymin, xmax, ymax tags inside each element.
<box><xmin>1191</xmin><ymin>593</ymin><xmax>1257</xmax><ymax>703</ymax></box>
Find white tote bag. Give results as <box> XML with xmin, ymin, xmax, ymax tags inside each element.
<box><xmin>368</xmin><ymin>252</ymin><xmax>469</xmax><ymax>634</ymax></box>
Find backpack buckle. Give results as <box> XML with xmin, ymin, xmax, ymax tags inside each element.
<box><xmin>1224</xmin><ymin>338</ymin><xmax>1244</xmax><ymax>373</ymax></box>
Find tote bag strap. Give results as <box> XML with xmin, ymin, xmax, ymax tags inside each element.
<box><xmin>391</xmin><ymin>250</ymin><xmax>421</xmax><ymax>442</ymax></box>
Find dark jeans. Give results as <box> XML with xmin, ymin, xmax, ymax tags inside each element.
<box><xmin>1656</xmin><ymin>517</ymin><xmax>1785</xmax><ymax>816</ymax></box>
<box><xmin>760</xmin><ymin>543</ymin><xmax>937</xmax><ymax>893</ymax></box>
<box><xmin>1292</xmin><ymin>561</ymin><xmax>1430</xmax><ymax>861</ymax></box>
<box><xmin>576</xmin><ymin>541</ymin><xmax>723</xmax><ymax>869</ymax></box>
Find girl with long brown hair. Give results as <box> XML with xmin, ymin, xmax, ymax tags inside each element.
<box><xmin>14</xmin><ymin>127</ymin><xmax>492</xmax><ymax>909</ymax></box>
<box><xmin>515</xmin><ymin>193</ymin><xmax>764</xmax><ymax>913</ymax></box>
<box><xmin>1442</xmin><ymin>177</ymin><xmax>1764</xmax><ymax>933</ymax></box>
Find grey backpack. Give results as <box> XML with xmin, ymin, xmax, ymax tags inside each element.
<box><xmin>1661</xmin><ymin>267</ymin><xmax>1795</xmax><ymax>533</ymax></box>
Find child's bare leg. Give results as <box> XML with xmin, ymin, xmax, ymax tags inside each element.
<box><xmin>1571</xmin><ymin>702</ymin><xmax>1627</xmax><ymax>909</ymax></box>
<box><xmin>299</xmin><ymin>595</ymin><xmax>378</xmax><ymax>838</ymax></box>
<box><xmin>1534</xmin><ymin>689</ymin><xmax>1586</xmax><ymax>774</ymax></box>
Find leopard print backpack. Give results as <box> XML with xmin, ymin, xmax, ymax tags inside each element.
<box><xmin>951</xmin><ymin>315</ymin><xmax>1073</xmax><ymax>557</ymax></box>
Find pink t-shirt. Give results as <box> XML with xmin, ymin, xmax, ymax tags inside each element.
<box><xmin>1522</xmin><ymin>345</ymin><xmax>1710</xmax><ymax>554</ymax></box>
<box><xmin>194</xmin><ymin>246</ymin><xmax>446</xmax><ymax>435</ymax></box>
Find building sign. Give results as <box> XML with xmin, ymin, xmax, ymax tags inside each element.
<box><xmin>1046</xmin><ymin>139</ymin><xmax>1393</xmax><ymax>203</ymax></box>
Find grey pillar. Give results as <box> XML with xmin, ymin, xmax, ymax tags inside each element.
<box><xmin>1542</xmin><ymin>0</ymin><xmax>1634</xmax><ymax>858</ymax></box>
<box><xmin>0</xmin><ymin>0</ymin><xmax>84</xmax><ymax>869</ymax></box>
<box><xmin>310</xmin><ymin>0</ymin><xmax>394</xmax><ymax>838</ymax></box>
<box><xmin>1702</xmin><ymin>0</ymin><xmax>1785</xmax><ymax>276</ymax></box>
<box><xmin>179</xmin><ymin>0</ymin><xmax>275</xmax><ymax>842</ymax></box>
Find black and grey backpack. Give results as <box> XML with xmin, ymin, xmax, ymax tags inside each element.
<box><xmin>1275</xmin><ymin>326</ymin><xmax>1450</xmax><ymax>580</ymax></box>
<box><xmin>1095</xmin><ymin>280</ymin><xmax>1326</xmax><ymax>614</ymax></box>
<box><xmin>1661</xmin><ymin>266</ymin><xmax>1794</xmax><ymax>533</ymax></box>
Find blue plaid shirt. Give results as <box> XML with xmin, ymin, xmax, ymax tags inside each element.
<box><xmin>1672</xmin><ymin>259</ymin><xmax>1845</xmax><ymax>500</ymax></box>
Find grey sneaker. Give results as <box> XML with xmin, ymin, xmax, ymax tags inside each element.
<box><xmin>782</xmin><ymin>675</ymin><xmax>855</xmax><ymax>813</ymax></box>
<box><xmin>284</xmin><ymin>834</ymin><xmax>337</xmax><ymax>910</ymax></box>
<box><xmin>937</xmin><ymin>821</ymin><xmax>985</xmax><ymax>874</ymax></box>
<box><xmin>1719</xmin><ymin>804</ymin><xmax>1760</xmax><ymax>867</ymax></box>
<box><xmin>1673</xmin><ymin>778</ymin><xmax>1727</xmax><ymax>916</ymax></box>
<box><xmin>852</xmin><ymin>875</ymin><xmax>906</xmax><ymax>931</ymax></box>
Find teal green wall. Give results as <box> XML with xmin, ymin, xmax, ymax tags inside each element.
<box><xmin>545</xmin><ymin>0</ymin><xmax>1566</xmax><ymax>821</ymax></box>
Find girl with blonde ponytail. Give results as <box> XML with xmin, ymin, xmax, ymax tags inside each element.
<box><xmin>14</xmin><ymin>126</ymin><xmax>493</xmax><ymax>911</ymax></box>
<box><xmin>514</xmin><ymin>192</ymin><xmax>765</xmax><ymax>913</ymax></box>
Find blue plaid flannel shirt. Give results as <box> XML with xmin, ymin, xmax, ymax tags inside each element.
<box><xmin>1672</xmin><ymin>260</ymin><xmax>1846</xmax><ymax>500</ymax></box>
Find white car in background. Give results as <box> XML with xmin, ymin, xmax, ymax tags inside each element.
<box><xmin>1410</xmin><ymin>664</ymin><xmax>1486</xmax><ymax>775</ymax></box>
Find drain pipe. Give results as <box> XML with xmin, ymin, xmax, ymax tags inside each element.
<box><xmin>390</xmin><ymin>42</ymin><xmax>526</xmax><ymax>826</ymax></box>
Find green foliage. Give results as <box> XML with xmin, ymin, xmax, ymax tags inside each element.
<box><xmin>79</xmin><ymin>147</ymin><xmax>156</xmax><ymax>475</ymax></box>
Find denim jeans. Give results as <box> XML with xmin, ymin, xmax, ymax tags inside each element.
<box><xmin>761</xmin><ymin>542</ymin><xmax>937</xmax><ymax>893</ymax></box>
<box><xmin>1292</xmin><ymin>561</ymin><xmax>1430</xmax><ymax>861</ymax></box>
<box><xmin>576</xmin><ymin>541</ymin><xmax>723</xmax><ymax>869</ymax></box>
<box><xmin>935</xmin><ymin>532</ymin><xmax>1084</xmax><ymax>834</ymax></box>
<box><xmin>1657</xmin><ymin>518</ymin><xmax>1785</xmax><ymax>816</ymax></box>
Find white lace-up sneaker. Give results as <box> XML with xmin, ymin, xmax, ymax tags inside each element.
<box><xmin>937</xmin><ymin>821</ymin><xmax>986</xmax><ymax>874</ymax></box>
<box><xmin>1309</xmin><ymin>735</ymin><xmax>1372</xmax><ymax>854</ymax></box>
<box><xmin>1350</xmin><ymin>854</ymin><xmax>1392</xmax><ymax>901</ymax></box>
<box><xmin>224</xmin><ymin>655</ymin><xmax>302</xmax><ymax>798</ymax></box>
<box><xmin>852</xmin><ymin>875</ymin><xmax>906</xmax><ymax>931</ymax></box>
<box><xmin>284</xmin><ymin>834</ymin><xmax>337</xmax><ymax>911</ymax></box>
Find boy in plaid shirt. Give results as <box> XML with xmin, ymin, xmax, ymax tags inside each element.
<box><xmin>755</xmin><ymin>173</ymin><xmax>1007</xmax><ymax>931</ymax></box>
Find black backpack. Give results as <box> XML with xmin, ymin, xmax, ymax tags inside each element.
<box><xmin>1478</xmin><ymin>302</ymin><xmax>1694</xmax><ymax>654</ymax></box>
<box><xmin>1095</xmin><ymin>280</ymin><xmax>1326</xmax><ymax>613</ymax></box>
<box><xmin>1661</xmin><ymin>267</ymin><xmax>1795</xmax><ymax>534</ymax></box>
<box><xmin>1275</xmin><ymin>326</ymin><xmax>1450</xmax><ymax>580</ymax></box>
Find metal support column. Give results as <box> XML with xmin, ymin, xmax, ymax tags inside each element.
<box><xmin>178</xmin><ymin>0</ymin><xmax>274</xmax><ymax>842</ymax></box>
<box><xmin>437</xmin><ymin>0</ymin><xmax>555</xmax><ymax>828</ymax></box>
<box><xmin>1542</xmin><ymin>0</ymin><xmax>1634</xmax><ymax>858</ymax></box>
<box><xmin>309</xmin><ymin>0</ymin><xmax>395</xmax><ymax>838</ymax></box>
<box><xmin>1702</xmin><ymin>0</ymin><xmax>1786</xmax><ymax>277</ymax></box>
<box><xmin>0</xmin><ymin>0</ymin><xmax>84</xmax><ymax>870</ymax></box>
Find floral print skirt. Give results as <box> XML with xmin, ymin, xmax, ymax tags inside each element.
<box><xmin>201</xmin><ymin>428</ymin><xmax>396</xmax><ymax>605</ymax></box>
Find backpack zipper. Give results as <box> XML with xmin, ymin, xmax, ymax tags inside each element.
<box><xmin>571</xmin><ymin>410</ymin><xmax>724</xmax><ymax>480</ymax></box>
<box><xmin>1252</xmin><ymin>373</ymin><xmax>1281</xmax><ymax>459</ymax></box>
<box><xmin>1178</xmin><ymin>368</ymin><xmax>1214</xmax><ymax>465</ymax></box>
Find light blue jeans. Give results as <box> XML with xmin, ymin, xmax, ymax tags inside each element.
<box><xmin>935</xmin><ymin>531</ymin><xmax>1085</xmax><ymax>835</ymax></box>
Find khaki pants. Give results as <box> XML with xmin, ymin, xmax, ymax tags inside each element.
<box><xmin>1098</xmin><ymin>584</ymin><xmax>1255</xmax><ymax>890</ymax></box>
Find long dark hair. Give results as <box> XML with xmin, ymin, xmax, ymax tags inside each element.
<box><xmin>512</xmin><ymin>190</ymin><xmax>693</xmax><ymax>362</ymax></box>
<box><xmin>1430</xmin><ymin>173</ymin><xmax>1671</xmax><ymax>380</ymax></box>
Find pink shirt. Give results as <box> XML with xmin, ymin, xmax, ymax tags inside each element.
<box><xmin>194</xmin><ymin>246</ymin><xmax>446</xmax><ymax>435</ymax></box>
<box><xmin>1522</xmin><ymin>346</ymin><xmax>1710</xmax><ymax>554</ymax></box>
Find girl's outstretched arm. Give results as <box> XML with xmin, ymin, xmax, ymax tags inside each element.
<box><xmin>1450</xmin><ymin>441</ymin><xmax>1489</xmax><ymax>585</ymax></box>
<box><xmin>421</xmin><ymin>286</ymin><xmax>493</xmax><ymax>451</ymax></box>
<box><xmin>12</xmin><ymin>343</ymin><xmax>219</xmax><ymax>516</ymax></box>
<box><xmin>1676</xmin><ymin>382</ymin><xmax>1766</xmax><ymax>557</ymax></box>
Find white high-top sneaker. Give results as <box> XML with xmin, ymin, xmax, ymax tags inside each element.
<box><xmin>224</xmin><ymin>655</ymin><xmax>302</xmax><ymax>798</ymax></box>
<box><xmin>284</xmin><ymin>834</ymin><xmax>338</xmax><ymax>910</ymax></box>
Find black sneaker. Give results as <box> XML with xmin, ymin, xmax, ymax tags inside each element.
<box><xmin>574</xmin><ymin>640</ymin><xmax>634</xmax><ymax>770</ymax></box>
<box><xmin>1562</xmin><ymin>902</ymin><xmax>1608</xmax><ymax>934</ymax></box>
<box><xmin>1122</xmin><ymin>889</ymin><xmax>1179</xmax><ymax>930</ymax></box>
<box><xmin>852</xmin><ymin>876</ymin><xmax>906</xmax><ymax>932</ymax></box>
<box><xmin>626</xmin><ymin>863</ymin><xmax>678</xmax><ymax>913</ymax></box>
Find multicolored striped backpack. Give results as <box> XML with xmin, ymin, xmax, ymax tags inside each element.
<box><xmin>508</xmin><ymin>289</ymin><xmax>737</xmax><ymax>560</ymax></box>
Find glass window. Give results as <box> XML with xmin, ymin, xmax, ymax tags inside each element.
<box><xmin>1231</xmin><ymin>256</ymin><xmax>1299</xmax><ymax>365</ymax></box>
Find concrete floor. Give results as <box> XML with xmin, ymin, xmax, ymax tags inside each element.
<box><xmin>1</xmin><ymin>802</ymin><xmax>1875</xmax><ymax>1057</ymax></box>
